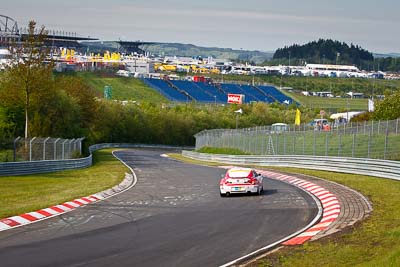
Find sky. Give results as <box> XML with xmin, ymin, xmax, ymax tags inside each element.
<box><xmin>3</xmin><ymin>0</ymin><xmax>400</xmax><ymax>53</ymax></box>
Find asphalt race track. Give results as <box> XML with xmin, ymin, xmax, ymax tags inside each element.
<box><xmin>0</xmin><ymin>149</ymin><xmax>318</xmax><ymax>267</ymax></box>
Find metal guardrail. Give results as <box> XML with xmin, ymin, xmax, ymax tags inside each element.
<box><xmin>0</xmin><ymin>143</ymin><xmax>194</xmax><ymax>176</ymax></box>
<box><xmin>182</xmin><ymin>151</ymin><xmax>400</xmax><ymax>181</ymax></box>
<box><xmin>0</xmin><ymin>157</ymin><xmax>92</xmax><ymax>176</ymax></box>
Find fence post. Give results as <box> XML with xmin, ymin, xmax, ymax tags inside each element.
<box><xmin>338</xmin><ymin>134</ymin><xmax>342</xmax><ymax>157</ymax></box>
<box><xmin>283</xmin><ymin>132</ymin><xmax>286</xmax><ymax>155</ymax></box>
<box><xmin>325</xmin><ymin>133</ymin><xmax>328</xmax><ymax>156</ymax></box>
<box><xmin>396</xmin><ymin>118</ymin><xmax>399</xmax><ymax>135</ymax></box>
<box><xmin>352</xmin><ymin>134</ymin><xmax>356</xmax><ymax>158</ymax></box>
<box><xmin>54</xmin><ymin>138</ymin><xmax>60</xmax><ymax>160</ymax></box>
<box><xmin>62</xmin><ymin>139</ymin><xmax>68</xmax><ymax>160</ymax></box>
<box><xmin>248</xmin><ymin>130</ymin><xmax>251</xmax><ymax>153</ymax></box>
<box><xmin>367</xmin><ymin>129</ymin><xmax>371</xmax><ymax>158</ymax></box>
<box><xmin>29</xmin><ymin>137</ymin><xmax>36</xmax><ymax>161</ymax></box>
<box><xmin>364</xmin><ymin>120</ymin><xmax>366</xmax><ymax>135</ymax></box>
<box><xmin>371</xmin><ymin>120</ymin><xmax>374</xmax><ymax>135</ymax></box>
<box><xmin>293</xmin><ymin>134</ymin><xmax>296</xmax><ymax>154</ymax></box>
<box><xmin>384</xmin><ymin>121</ymin><xmax>389</xmax><ymax>160</ymax></box>
<box><xmin>13</xmin><ymin>136</ymin><xmax>21</xmax><ymax>162</ymax></box>
<box><xmin>255</xmin><ymin>127</ymin><xmax>258</xmax><ymax>154</ymax></box>
<box><xmin>378</xmin><ymin>120</ymin><xmax>381</xmax><ymax>135</ymax></box>
<box><xmin>242</xmin><ymin>129</ymin><xmax>245</xmax><ymax>152</ymax></box>
<box><xmin>261</xmin><ymin>131</ymin><xmax>265</xmax><ymax>155</ymax></box>
<box><xmin>313</xmin><ymin>131</ymin><xmax>316</xmax><ymax>156</ymax></box>
<box><xmin>303</xmin><ymin>132</ymin><xmax>306</xmax><ymax>155</ymax></box>
<box><xmin>43</xmin><ymin>137</ymin><xmax>50</xmax><ymax>160</ymax></box>
<box><xmin>69</xmin><ymin>139</ymin><xmax>75</xmax><ymax>158</ymax></box>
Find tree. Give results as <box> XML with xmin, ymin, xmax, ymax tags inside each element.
<box><xmin>373</xmin><ymin>91</ymin><xmax>400</xmax><ymax>120</ymax></box>
<box><xmin>0</xmin><ymin>21</ymin><xmax>53</xmax><ymax>138</ymax></box>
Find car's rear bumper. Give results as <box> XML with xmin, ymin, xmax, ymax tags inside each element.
<box><xmin>220</xmin><ymin>184</ymin><xmax>260</xmax><ymax>194</ymax></box>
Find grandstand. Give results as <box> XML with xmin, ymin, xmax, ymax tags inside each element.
<box><xmin>143</xmin><ymin>78</ymin><xmax>294</xmax><ymax>104</ymax></box>
<box><xmin>143</xmin><ymin>78</ymin><xmax>191</xmax><ymax>102</ymax></box>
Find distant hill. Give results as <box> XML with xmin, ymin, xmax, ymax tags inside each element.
<box><xmin>273</xmin><ymin>39</ymin><xmax>374</xmax><ymax>66</ymax></box>
<box><xmin>80</xmin><ymin>41</ymin><xmax>273</xmax><ymax>64</ymax></box>
<box><xmin>142</xmin><ymin>43</ymin><xmax>273</xmax><ymax>63</ymax></box>
<box><xmin>373</xmin><ymin>52</ymin><xmax>400</xmax><ymax>58</ymax></box>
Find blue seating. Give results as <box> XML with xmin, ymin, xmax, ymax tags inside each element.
<box><xmin>170</xmin><ymin>80</ymin><xmax>215</xmax><ymax>103</ymax></box>
<box><xmin>257</xmin><ymin>85</ymin><xmax>293</xmax><ymax>104</ymax></box>
<box><xmin>191</xmin><ymin>82</ymin><xmax>227</xmax><ymax>103</ymax></box>
<box><xmin>143</xmin><ymin>78</ymin><xmax>294</xmax><ymax>104</ymax></box>
<box><xmin>143</xmin><ymin>78</ymin><xmax>189</xmax><ymax>102</ymax></box>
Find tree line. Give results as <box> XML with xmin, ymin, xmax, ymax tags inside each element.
<box><xmin>271</xmin><ymin>39</ymin><xmax>400</xmax><ymax>72</ymax></box>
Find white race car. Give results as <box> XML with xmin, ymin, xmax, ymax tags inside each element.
<box><xmin>220</xmin><ymin>167</ymin><xmax>264</xmax><ymax>197</ymax></box>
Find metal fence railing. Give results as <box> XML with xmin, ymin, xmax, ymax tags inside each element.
<box><xmin>0</xmin><ymin>137</ymin><xmax>84</xmax><ymax>162</ymax></box>
<box><xmin>0</xmin><ymin>143</ymin><xmax>194</xmax><ymax>176</ymax></box>
<box><xmin>194</xmin><ymin>119</ymin><xmax>400</xmax><ymax>160</ymax></box>
<box><xmin>182</xmin><ymin>151</ymin><xmax>400</xmax><ymax>181</ymax></box>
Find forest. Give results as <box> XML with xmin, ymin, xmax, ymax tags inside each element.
<box><xmin>271</xmin><ymin>39</ymin><xmax>399</xmax><ymax>72</ymax></box>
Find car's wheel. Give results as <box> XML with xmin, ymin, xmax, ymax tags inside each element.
<box><xmin>220</xmin><ymin>192</ymin><xmax>225</xmax><ymax>197</ymax></box>
<box><xmin>225</xmin><ymin>192</ymin><xmax>230</xmax><ymax>197</ymax></box>
<box><xmin>258</xmin><ymin>187</ymin><xmax>263</xmax><ymax>195</ymax></box>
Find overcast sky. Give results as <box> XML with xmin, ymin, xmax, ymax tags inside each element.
<box><xmin>3</xmin><ymin>0</ymin><xmax>400</xmax><ymax>53</ymax></box>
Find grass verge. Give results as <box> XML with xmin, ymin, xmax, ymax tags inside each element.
<box><xmin>0</xmin><ymin>149</ymin><xmax>127</xmax><ymax>219</ymax></box>
<box><xmin>76</xmin><ymin>72</ymin><xmax>168</xmax><ymax>102</ymax></box>
<box><xmin>168</xmin><ymin>154</ymin><xmax>400</xmax><ymax>267</ymax></box>
<box><xmin>197</xmin><ymin>146</ymin><xmax>250</xmax><ymax>155</ymax></box>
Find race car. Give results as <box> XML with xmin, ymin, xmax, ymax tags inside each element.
<box><xmin>219</xmin><ymin>167</ymin><xmax>264</xmax><ymax>197</ymax></box>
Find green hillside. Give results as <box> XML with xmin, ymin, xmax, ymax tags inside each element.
<box><xmin>76</xmin><ymin>72</ymin><xmax>168</xmax><ymax>102</ymax></box>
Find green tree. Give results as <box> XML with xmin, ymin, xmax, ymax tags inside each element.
<box><xmin>373</xmin><ymin>91</ymin><xmax>400</xmax><ymax>120</ymax></box>
<box><xmin>0</xmin><ymin>21</ymin><xmax>53</xmax><ymax>138</ymax></box>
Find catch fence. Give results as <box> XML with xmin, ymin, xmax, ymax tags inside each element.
<box><xmin>194</xmin><ymin>119</ymin><xmax>400</xmax><ymax>160</ymax></box>
<box><xmin>0</xmin><ymin>137</ymin><xmax>84</xmax><ymax>162</ymax></box>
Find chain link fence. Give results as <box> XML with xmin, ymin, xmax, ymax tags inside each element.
<box><xmin>0</xmin><ymin>137</ymin><xmax>84</xmax><ymax>162</ymax></box>
<box><xmin>194</xmin><ymin>119</ymin><xmax>400</xmax><ymax>160</ymax></box>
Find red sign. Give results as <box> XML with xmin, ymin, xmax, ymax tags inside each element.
<box><xmin>227</xmin><ymin>94</ymin><xmax>244</xmax><ymax>104</ymax></box>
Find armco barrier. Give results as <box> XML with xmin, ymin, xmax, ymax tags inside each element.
<box><xmin>0</xmin><ymin>143</ymin><xmax>193</xmax><ymax>176</ymax></box>
<box><xmin>182</xmin><ymin>151</ymin><xmax>400</xmax><ymax>181</ymax></box>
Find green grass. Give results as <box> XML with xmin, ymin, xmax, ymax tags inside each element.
<box><xmin>76</xmin><ymin>72</ymin><xmax>168</xmax><ymax>102</ymax></box>
<box><xmin>286</xmin><ymin>92</ymin><xmax>368</xmax><ymax>111</ymax></box>
<box><xmin>0</xmin><ymin>149</ymin><xmax>127</xmax><ymax>219</ymax></box>
<box><xmin>169</xmin><ymin>154</ymin><xmax>400</xmax><ymax>267</ymax></box>
<box><xmin>255</xmin><ymin>168</ymin><xmax>400</xmax><ymax>267</ymax></box>
<box><xmin>197</xmin><ymin>146</ymin><xmax>250</xmax><ymax>155</ymax></box>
